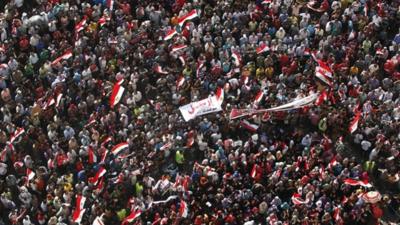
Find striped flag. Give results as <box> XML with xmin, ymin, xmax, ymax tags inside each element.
<box><xmin>88</xmin><ymin>147</ymin><xmax>97</xmax><ymax>164</ymax></box>
<box><xmin>109</xmin><ymin>79</ymin><xmax>125</xmax><ymax>108</ymax></box>
<box><xmin>315</xmin><ymin>66</ymin><xmax>333</xmax><ymax>86</ymax></box>
<box><xmin>349</xmin><ymin>111</ymin><xmax>361</xmax><ymax>134</ymax></box>
<box><xmin>75</xmin><ymin>16</ymin><xmax>88</xmax><ymax>33</ymax></box>
<box><xmin>215</xmin><ymin>87</ymin><xmax>224</xmax><ymax>105</ymax></box>
<box><xmin>122</xmin><ymin>208</ymin><xmax>142</xmax><ymax>225</ymax></box>
<box><xmin>262</xmin><ymin>0</ymin><xmax>272</xmax><ymax>4</ymax></box>
<box><xmin>178</xmin><ymin>55</ymin><xmax>186</xmax><ymax>66</ymax></box>
<box><xmin>101</xmin><ymin>136</ymin><xmax>112</xmax><ymax>147</ymax></box>
<box><xmin>98</xmin><ymin>15</ymin><xmax>109</xmax><ymax>27</ymax></box>
<box><xmin>240</xmin><ymin>120</ymin><xmax>259</xmax><ymax>132</ymax></box>
<box><xmin>315</xmin><ymin>90</ymin><xmax>328</xmax><ymax>106</ymax></box>
<box><xmin>93</xmin><ymin>215</ymin><xmax>105</xmax><ymax>225</ymax></box>
<box><xmin>256</xmin><ymin>43</ymin><xmax>269</xmax><ymax>54</ymax></box>
<box><xmin>343</xmin><ymin>178</ymin><xmax>372</xmax><ymax>188</ymax></box>
<box><xmin>111</xmin><ymin>142</ymin><xmax>129</xmax><ymax>156</ymax></box>
<box><xmin>105</xmin><ymin>0</ymin><xmax>114</xmax><ymax>11</ymax></box>
<box><xmin>178</xmin><ymin>200</ymin><xmax>189</xmax><ymax>218</ymax></box>
<box><xmin>291</xmin><ymin>193</ymin><xmax>308</xmax><ymax>205</ymax></box>
<box><xmin>171</xmin><ymin>44</ymin><xmax>187</xmax><ymax>53</ymax></box>
<box><xmin>26</xmin><ymin>168</ymin><xmax>35</xmax><ymax>180</ymax></box>
<box><xmin>154</xmin><ymin>65</ymin><xmax>168</xmax><ymax>75</ymax></box>
<box><xmin>254</xmin><ymin>90</ymin><xmax>264</xmax><ymax>105</ymax></box>
<box><xmin>164</xmin><ymin>28</ymin><xmax>178</xmax><ymax>41</ymax></box>
<box><xmin>55</xmin><ymin>92</ymin><xmax>63</xmax><ymax>107</ymax></box>
<box><xmin>90</xmin><ymin>167</ymin><xmax>107</xmax><ymax>185</ymax></box>
<box><xmin>176</xmin><ymin>76</ymin><xmax>185</xmax><ymax>89</ymax></box>
<box><xmin>231</xmin><ymin>51</ymin><xmax>241</xmax><ymax>67</ymax></box>
<box><xmin>100</xmin><ymin>150</ymin><xmax>109</xmax><ymax>163</ymax></box>
<box><xmin>51</xmin><ymin>50</ymin><xmax>73</xmax><ymax>66</ymax></box>
<box><xmin>250</xmin><ymin>164</ymin><xmax>259</xmax><ymax>179</ymax></box>
<box><xmin>72</xmin><ymin>195</ymin><xmax>87</xmax><ymax>224</ymax></box>
<box><xmin>178</xmin><ymin>10</ymin><xmax>199</xmax><ymax>27</ymax></box>
<box><xmin>196</xmin><ymin>61</ymin><xmax>204</xmax><ymax>78</ymax></box>
<box><xmin>10</xmin><ymin>127</ymin><xmax>25</xmax><ymax>143</ymax></box>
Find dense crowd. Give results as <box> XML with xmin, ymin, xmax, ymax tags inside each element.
<box><xmin>0</xmin><ymin>0</ymin><xmax>400</xmax><ymax>224</ymax></box>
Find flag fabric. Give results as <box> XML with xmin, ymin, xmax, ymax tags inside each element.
<box><xmin>164</xmin><ymin>28</ymin><xmax>178</xmax><ymax>41</ymax></box>
<box><xmin>333</xmin><ymin>206</ymin><xmax>342</xmax><ymax>222</ymax></box>
<box><xmin>55</xmin><ymin>93</ymin><xmax>63</xmax><ymax>107</ymax></box>
<box><xmin>75</xmin><ymin>16</ymin><xmax>88</xmax><ymax>33</ymax></box>
<box><xmin>176</xmin><ymin>76</ymin><xmax>185</xmax><ymax>89</ymax></box>
<box><xmin>315</xmin><ymin>66</ymin><xmax>333</xmax><ymax>86</ymax></box>
<box><xmin>42</xmin><ymin>96</ymin><xmax>55</xmax><ymax>110</ymax></box>
<box><xmin>254</xmin><ymin>90</ymin><xmax>264</xmax><ymax>105</ymax></box>
<box><xmin>178</xmin><ymin>55</ymin><xmax>186</xmax><ymax>66</ymax></box>
<box><xmin>256</xmin><ymin>43</ymin><xmax>269</xmax><ymax>54</ymax></box>
<box><xmin>178</xmin><ymin>200</ymin><xmax>189</xmax><ymax>218</ymax></box>
<box><xmin>315</xmin><ymin>90</ymin><xmax>328</xmax><ymax>106</ymax></box>
<box><xmin>122</xmin><ymin>208</ymin><xmax>142</xmax><ymax>225</ymax></box>
<box><xmin>171</xmin><ymin>44</ymin><xmax>187</xmax><ymax>53</ymax></box>
<box><xmin>88</xmin><ymin>147</ymin><xmax>97</xmax><ymax>164</ymax></box>
<box><xmin>178</xmin><ymin>9</ymin><xmax>199</xmax><ymax>27</ymax></box>
<box><xmin>154</xmin><ymin>65</ymin><xmax>168</xmax><ymax>75</ymax></box>
<box><xmin>101</xmin><ymin>136</ymin><xmax>112</xmax><ymax>147</ymax></box>
<box><xmin>111</xmin><ymin>142</ymin><xmax>129</xmax><ymax>155</ymax></box>
<box><xmin>100</xmin><ymin>150</ymin><xmax>109</xmax><ymax>163</ymax></box>
<box><xmin>98</xmin><ymin>16</ymin><xmax>109</xmax><ymax>27</ymax></box>
<box><xmin>105</xmin><ymin>0</ymin><xmax>114</xmax><ymax>11</ymax></box>
<box><xmin>250</xmin><ymin>164</ymin><xmax>260</xmax><ymax>179</ymax></box>
<box><xmin>90</xmin><ymin>167</ymin><xmax>107</xmax><ymax>185</ymax></box>
<box><xmin>26</xmin><ymin>168</ymin><xmax>35</xmax><ymax>180</ymax></box>
<box><xmin>262</xmin><ymin>0</ymin><xmax>272</xmax><ymax>4</ymax></box>
<box><xmin>10</xmin><ymin>127</ymin><xmax>25</xmax><ymax>143</ymax></box>
<box><xmin>196</xmin><ymin>61</ymin><xmax>204</xmax><ymax>78</ymax></box>
<box><xmin>159</xmin><ymin>142</ymin><xmax>172</xmax><ymax>151</ymax></box>
<box><xmin>215</xmin><ymin>87</ymin><xmax>224</xmax><ymax>105</ymax></box>
<box><xmin>328</xmin><ymin>155</ymin><xmax>338</xmax><ymax>170</ymax></box>
<box><xmin>291</xmin><ymin>193</ymin><xmax>308</xmax><ymax>205</ymax></box>
<box><xmin>343</xmin><ymin>178</ymin><xmax>372</xmax><ymax>188</ymax></box>
<box><xmin>240</xmin><ymin>120</ymin><xmax>259</xmax><ymax>132</ymax></box>
<box><xmin>349</xmin><ymin>111</ymin><xmax>361</xmax><ymax>134</ymax></box>
<box><xmin>232</xmin><ymin>51</ymin><xmax>242</xmax><ymax>67</ymax></box>
<box><xmin>72</xmin><ymin>195</ymin><xmax>87</xmax><ymax>224</ymax></box>
<box><xmin>51</xmin><ymin>50</ymin><xmax>73</xmax><ymax>66</ymax></box>
<box><xmin>109</xmin><ymin>79</ymin><xmax>125</xmax><ymax>108</ymax></box>
<box><xmin>93</xmin><ymin>215</ymin><xmax>105</xmax><ymax>225</ymax></box>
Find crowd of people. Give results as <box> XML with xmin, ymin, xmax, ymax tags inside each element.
<box><xmin>0</xmin><ymin>0</ymin><xmax>400</xmax><ymax>224</ymax></box>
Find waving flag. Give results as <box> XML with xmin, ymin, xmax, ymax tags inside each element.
<box><xmin>171</xmin><ymin>44</ymin><xmax>187</xmax><ymax>53</ymax></box>
<box><xmin>215</xmin><ymin>87</ymin><xmax>224</xmax><ymax>105</ymax></box>
<box><xmin>196</xmin><ymin>61</ymin><xmax>204</xmax><ymax>78</ymax></box>
<box><xmin>315</xmin><ymin>66</ymin><xmax>333</xmax><ymax>86</ymax></box>
<box><xmin>178</xmin><ymin>200</ymin><xmax>189</xmax><ymax>218</ymax></box>
<box><xmin>154</xmin><ymin>65</ymin><xmax>168</xmax><ymax>75</ymax></box>
<box><xmin>164</xmin><ymin>28</ymin><xmax>178</xmax><ymax>41</ymax></box>
<box><xmin>90</xmin><ymin>167</ymin><xmax>106</xmax><ymax>185</ymax></box>
<box><xmin>291</xmin><ymin>193</ymin><xmax>308</xmax><ymax>205</ymax></box>
<box><xmin>51</xmin><ymin>50</ymin><xmax>73</xmax><ymax>66</ymax></box>
<box><xmin>75</xmin><ymin>16</ymin><xmax>88</xmax><ymax>33</ymax></box>
<box><xmin>262</xmin><ymin>0</ymin><xmax>272</xmax><ymax>4</ymax></box>
<box><xmin>122</xmin><ymin>208</ymin><xmax>142</xmax><ymax>225</ymax></box>
<box><xmin>176</xmin><ymin>76</ymin><xmax>185</xmax><ymax>89</ymax></box>
<box><xmin>250</xmin><ymin>164</ymin><xmax>260</xmax><ymax>179</ymax></box>
<box><xmin>256</xmin><ymin>43</ymin><xmax>269</xmax><ymax>54</ymax></box>
<box><xmin>112</xmin><ymin>142</ymin><xmax>129</xmax><ymax>155</ymax></box>
<box><xmin>178</xmin><ymin>55</ymin><xmax>186</xmax><ymax>66</ymax></box>
<box><xmin>72</xmin><ymin>195</ymin><xmax>87</xmax><ymax>224</ymax></box>
<box><xmin>315</xmin><ymin>90</ymin><xmax>328</xmax><ymax>106</ymax></box>
<box><xmin>98</xmin><ymin>15</ymin><xmax>109</xmax><ymax>27</ymax></box>
<box><xmin>55</xmin><ymin>92</ymin><xmax>63</xmax><ymax>107</ymax></box>
<box><xmin>178</xmin><ymin>10</ymin><xmax>199</xmax><ymax>27</ymax></box>
<box><xmin>232</xmin><ymin>51</ymin><xmax>242</xmax><ymax>67</ymax></box>
<box><xmin>254</xmin><ymin>90</ymin><xmax>264</xmax><ymax>105</ymax></box>
<box><xmin>105</xmin><ymin>0</ymin><xmax>114</xmax><ymax>11</ymax></box>
<box><xmin>240</xmin><ymin>120</ymin><xmax>259</xmax><ymax>132</ymax></box>
<box><xmin>93</xmin><ymin>215</ymin><xmax>105</xmax><ymax>225</ymax></box>
<box><xmin>88</xmin><ymin>147</ymin><xmax>97</xmax><ymax>164</ymax></box>
<box><xmin>349</xmin><ymin>111</ymin><xmax>361</xmax><ymax>134</ymax></box>
<box><xmin>10</xmin><ymin>127</ymin><xmax>25</xmax><ymax>143</ymax></box>
<box><xmin>26</xmin><ymin>168</ymin><xmax>35</xmax><ymax>180</ymax></box>
<box><xmin>109</xmin><ymin>79</ymin><xmax>125</xmax><ymax>108</ymax></box>
<box><xmin>343</xmin><ymin>178</ymin><xmax>372</xmax><ymax>188</ymax></box>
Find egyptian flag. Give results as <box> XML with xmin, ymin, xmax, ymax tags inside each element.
<box><xmin>171</xmin><ymin>44</ymin><xmax>187</xmax><ymax>53</ymax></box>
<box><xmin>196</xmin><ymin>61</ymin><xmax>204</xmax><ymax>78</ymax></box>
<box><xmin>55</xmin><ymin>92</ymin><xmax>63</xmax><ymax>107</ymax></box>
<box><xmin>154</xmin><ymin>65</ymin><xmax>168</xmax><ymax>75</ymax></box>
<box><xmin>176</xmin><ymin>76</ymin><xmax>185</xmax><ymax>89</ymax></box>
<box><xmin>291</xmin><ymin>193</ymin><xmax>308</xmax><ymax>205</ymax></box>
<box><xmin>328</xmin><ymin>155</ymin><xmax>338</xmax><ymax>171</ymax></box>
<box><xmin>122</xmin><ymin>208</ymin><xmax>142</xmax><ymax>225</ymax></box>
<box><xmin>315</xmin><ymin>66</ymin><xmax>333</xmax><ymax>86</ymax></box>
<box><xmin>42</xmin><ymin>96</ymin><xmax>55</xmax><ymax>110</ymax></box>
<box><xmin>178</xmin><ymin>55</ymin><xmax>186</xmax><ymax>66</ymax></box>
<box><xmin>98</xmin><ymin>15</ymin><xmax>109</xmax><ymax>27</ymax></box>
<box><xmin>333</xmin><ymin>207</ymin><xmax>342</xmax><ymax>223</ymax></box>
<box><xmin>51</xmin><ymin>50</ymin><xmax>73</xmax><ymax>66</ymax></box>
<box><xmin>254</xmin><ymin>90</ymin><xmax>264</xmax><ymax>105</ymax></box>
<box><xmin>26</xmin><ymin>168</ymin><xmax>35</xmax><ymax>180</ymax></box>
<box><xmin>93</xmin><ymin>215</ymin><xmax>105</xmax><ymax>225</ymax></box>
<box><xmin>315</xmin><ymin>90</ymin><xmax>328</xmax><ymax>106</ymax></box>
<box><xmin>90</xmin><ymin>167</ymin><xmax>107</xmax><ymax>185</ymax></box>
<box><xmin>232</xmin><ymin>51</ymin><xmax>242</xmax><ymax>67</ymax></box>
<box><xmin>215</xmin><ymin>87</ymin><xmax>224</xmax><ymax>105</ymax></box>
<box><xmin>72</xmin><ymin>195</ymin><xmax>87</xmax><ymax>224</ymax></box>
<box><xmin>349</xmin><ymin>111</ymin><xmax>361</xmax><ymax>134</ymax></box>
<box><xmin>250</xmin><ymin>164</ymin><xmax>260</xmax><ymax>179</ymax></box>
<box><xmin>75</xmin><ymin>16</ymin><xmax>88</xmax><ymax>33</ymax></box>
<box><xmin>101</xmin><ymin>136</ymin><xmax>112</xmax><ymax>147</ymax></box>
<box><xmin>113</xmin><ymin>172</ymin><xmax>124</xmax><ymax>184</ymax></box>
<box><xmin>164</xmin><ymin>28</ymin><xmax>178</xmax><ymax>41</ymax></box>
<box><xmin>88</xmin><ymin>147</ymin><xmax>97</xmax><ymax>164</ymax></box>
<box><xmin>343</xmin><ymin>178</ymin><xmax>372</xmax><ymax>188</ymax></box>
<box><xmin>186</xmin><ymin>130</ymin><xmax>195</xmax><ymax>147</ymax></box>
<box><xmin>159</xmin><ymin>142</ymin><xmax>172</xmax><ymax>151</ymax></box>
<box><xmin>109</xmin><ymin>79</ymin><xmax>125</xmax><ymax>108</ymax></box>
<box><xmin>100</xmin><ymin>150</ymin><xmax>109</xmax><ymax>163</ymax></box>
<box><xmin>178</xmin><ymin>200</ymin><xmax>189</xmax><ymax>218</ymax></box>
<box><xmin>111</xmin><ymin>142</ymin><xmax>129</xmax><ymax>156</ymax></box>
<box><xmin>256</xmin><ymin>43</ymin><xmax>269</xmax><ymax>54</ymax></box>
<box><xmin>10</xmin><ymin>127</ymin><xmax>25</xmax><ymax>143</ymax></box>
<box><xmin>178</xmin><ymin>9</ymin><xmax>199</xmax><ymax>27</ymax></box>
<box><xmin>240</xmin><ymin>120</ymin><xmax>259</xmax><ymax>133</ymax></box>
<box><xmin>105</xmin><ymin>0</ymin><xmax>114</xmax><ymax>11</ymax></box>
<box><xmin>262</xmin><ymin>0</ymin><xmax>272</xmax><ymax>4</ymax></box>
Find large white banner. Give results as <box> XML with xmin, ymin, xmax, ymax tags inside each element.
<box><xmin>179</xmin><ymin>96</ymin><xmax>222</xmax><ymax>121</ymax></box>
